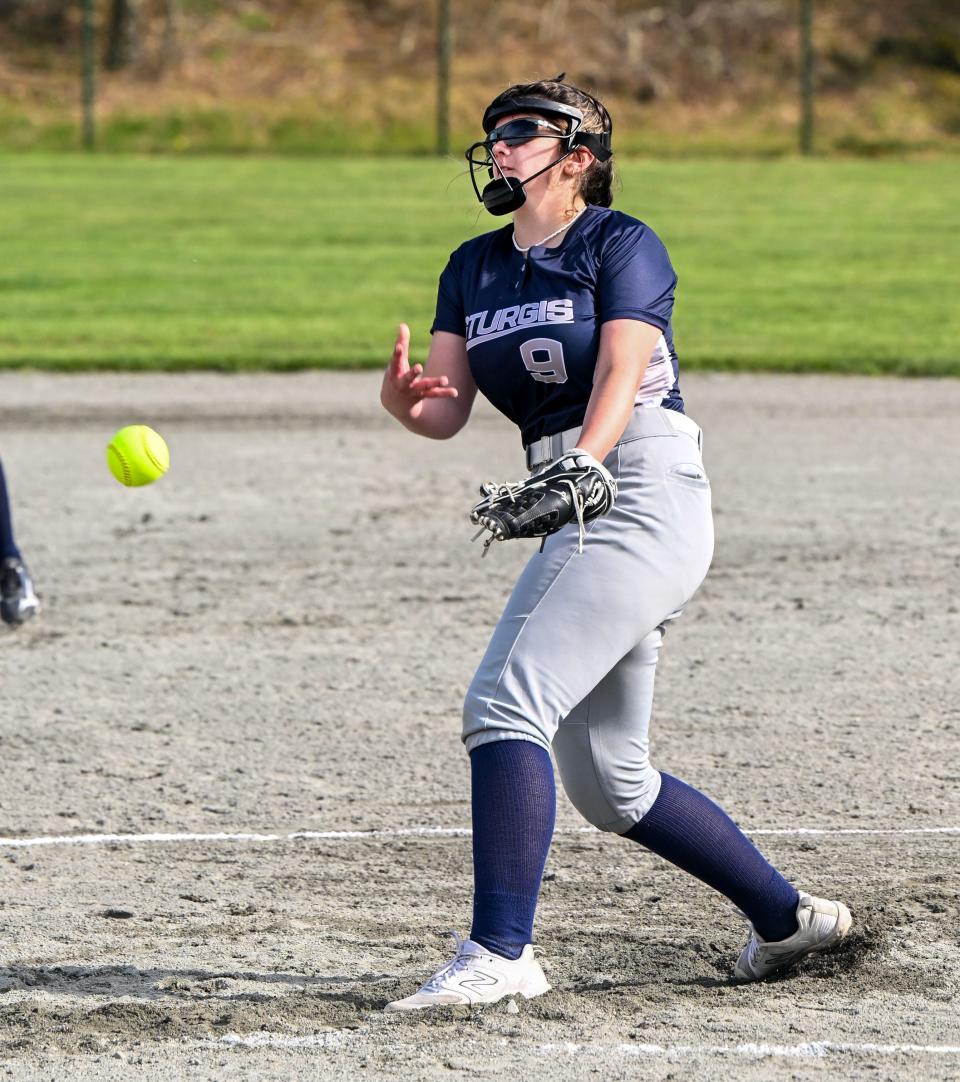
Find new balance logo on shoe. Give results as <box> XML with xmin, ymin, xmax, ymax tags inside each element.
<box><xmin>455</xmin><ymin>969</ymin><xmax>499</xmax><ymax>993</ymax></box>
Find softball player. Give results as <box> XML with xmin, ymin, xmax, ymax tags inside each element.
<box><xmin>380</xmin><ymin>78</ymin><xmax>851</xmax><ymax>1010</ymax></box>
<box><xmin>0</xmin><ymin>457</ymin><xmax>39</xmax><ymax>626</ymax></box>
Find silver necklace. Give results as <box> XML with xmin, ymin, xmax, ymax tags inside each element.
<box><xmin>512</xmin><ymin>205</ymin><xmax>587</xmax><ymax>254</ymax></box>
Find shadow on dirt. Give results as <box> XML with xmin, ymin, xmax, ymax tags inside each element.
<box><xmin>0</xmin><ymin>964</ymin><xmax>389</xmax><ymax>1002</ymax></box>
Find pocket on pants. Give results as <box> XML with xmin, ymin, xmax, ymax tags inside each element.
<box><xmin>666</xmin><ymin>462</ymin><xmax>711</xmax><ymax>490</ymax></box>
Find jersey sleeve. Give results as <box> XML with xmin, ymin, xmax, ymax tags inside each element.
<box><xmin>430</xmin><ymin>250</ymin><xmax>466</xmax><ymax>337</ymax></box>
<box><xmin>596</xmin><ymin>220</ymin><xmax>677</xmax><ymax>331</ymax></box>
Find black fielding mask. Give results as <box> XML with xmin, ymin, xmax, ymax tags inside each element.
<box><xmin>465</xmin><ymin>94</ymin><xmax>613</xmax><ymax>217</ymax></box>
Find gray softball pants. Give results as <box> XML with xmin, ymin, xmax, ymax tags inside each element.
<box><xmin>462</xmin><ymin>405</ymin><xmax>714</xmax><ymax>834</ymax></box>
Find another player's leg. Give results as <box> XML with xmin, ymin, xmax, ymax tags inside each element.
<box><xmin>0</xmin><ymin>459</ymin><xmax>39</xmax><ymax>627</ymax></box>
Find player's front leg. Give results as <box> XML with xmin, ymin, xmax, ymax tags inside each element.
<box><xmin>384</xmin><ymin>735</ymin><xmax>556</xmax><ymax>1012</ymax></box>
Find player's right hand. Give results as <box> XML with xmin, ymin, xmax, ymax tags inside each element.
<box><xmin>380</xmin><ymin>324</ymin><xmax>459</xmax><ymax>420</ymax></box>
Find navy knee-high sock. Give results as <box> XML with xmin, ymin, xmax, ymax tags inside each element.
<box><xmin>625</xmin><ymin>773</ymin><xmax>800</xmax><ymax>942</ymax></box>
<box><xmin>470</xmin><ymin>740</ymin><xmax>556</xmax><ymax>960</ymax></box>
<box><xmin>0</xmin><ymin>460</ymin><xmax>20</xmax><ymax>560</ymax></box>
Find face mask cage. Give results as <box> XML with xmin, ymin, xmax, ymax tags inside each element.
<box><xmin>465</xmin><ymin>117</ymin><xmax>571</xmax><ymax>201</ymax></box>
<box><xmin>464</xmin><ymin>96</ymin><xmax>614</xmax><ymax>209</ymax></box>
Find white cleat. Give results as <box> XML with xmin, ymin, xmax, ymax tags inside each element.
<box><xmin>734</xmin><ymin>891</ymin><xmax>852</xmax><ymax>981</ymax></box>
<box><xmin>385</xmin><ymin>932</ymin><xmax>550</xmax><ymax>1011</ymax></box>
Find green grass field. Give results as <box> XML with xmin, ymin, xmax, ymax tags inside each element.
<box><xmin>0</xmin><ymin>155</ymin><xmax>957</xmax><ymax>374</ymax></box>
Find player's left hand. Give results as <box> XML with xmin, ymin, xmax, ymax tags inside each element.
<box><xmin>470</xmin><ymin>448</ymin><xmax>617</xmax><ymax>556</ymax></box>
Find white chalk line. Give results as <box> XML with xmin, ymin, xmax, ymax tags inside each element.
<box><xmin>219</xmin><ymin>1031</ymin><xmax>347</xmax><ymax>1050</ymax></box>
<box><xmin>0</xmin><ymin>824</ymin><xmax>957</xmax><ymax>851</ymax></box>
<box><xmin>214</xmin><ymin>1031</ymin><xmax>960</xmax><ymax>1059</ymax></box>
<box><xmin>536</xmin><ymin>1040</ymin><xmax>960</xmax><ymax>1060</ymax></box>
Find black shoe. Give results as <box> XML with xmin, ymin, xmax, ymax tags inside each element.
<box><xmin>0</xmin><ymin>556</ymin><xmax>40</xmax><ymax>626</ymax></box>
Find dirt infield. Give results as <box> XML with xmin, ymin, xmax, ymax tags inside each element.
<box><xmin>1</xmin><ymin>371</ymin><xmax>958</xmax><ymax>1081</ymax></box>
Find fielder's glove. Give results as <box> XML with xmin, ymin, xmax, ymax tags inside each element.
<box><xmin>470</xmin><ymin>448</ymin><xmax>618</xmax><ymax>557</ymax></box>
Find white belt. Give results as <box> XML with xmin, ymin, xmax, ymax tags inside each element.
<box><xmin>524</xmin><ymin>408</ymin><xmax>702</xmax><ymax>470</ymax></box>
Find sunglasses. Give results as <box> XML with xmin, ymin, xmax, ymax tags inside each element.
<box><xmin>483</xmin><ymin>117</ymin><xmax>566</xmax><ymax>148</ymax></box>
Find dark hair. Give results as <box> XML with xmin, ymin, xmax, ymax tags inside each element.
<box><xmin>485</xmin><ymin>78</ymin><xmax>615</xmax><ymax>207</ymax></box>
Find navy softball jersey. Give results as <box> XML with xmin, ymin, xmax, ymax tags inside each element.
<box><xmin>431</xmin><ymin>204</ymin><xmax>684</xmax><ymax>446</ymax></box>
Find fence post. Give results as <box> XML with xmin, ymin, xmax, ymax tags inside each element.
<box><xmin>799</xmin><ymin>0</ymin><xmax>815</xmax><ymax>154</ymax></box>
<box><xmin>437</xmin><ymin>0</ymin><xmax>451</xmax><ymax>156</ymax></box>
<box><xmin>81</xmin><ymin>0</ymin><xmax>97</xmax><ymax>149</ymax></box>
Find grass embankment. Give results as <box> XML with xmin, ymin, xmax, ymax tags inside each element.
<box><xmin>0</xmin><ymin>155</ymin><xmax>956</xmax><ymax>374</ymax></box>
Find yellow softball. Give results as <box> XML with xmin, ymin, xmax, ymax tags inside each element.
<box><xmin>106</xmin><ymin>425</ymin><xmax>170</xmax><ymax>487</ymax></box>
